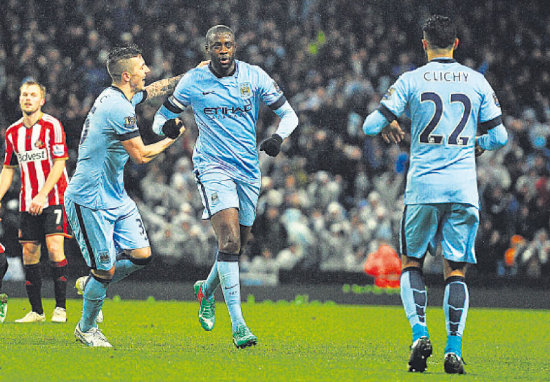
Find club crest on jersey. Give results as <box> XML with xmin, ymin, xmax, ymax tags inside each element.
<box><xmin>239</xmin><ymin>82</ymin><xmax>252</xmax><ymax>99</ymax></box>
<box><xmin>124</xmin><ymin>116</ymin><xmax>136</xmax><ymax>128</ymax></box>
<box><xmin>35</xmin><ymin>139</ymin><xmax>45</xmax><ymax>149</ymax></box>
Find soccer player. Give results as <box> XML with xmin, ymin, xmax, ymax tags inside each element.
<box><xmin>65</xmin><ymin>45</ymin><xmax>186</xmax><ymax>347</ymax></box>
<box><xmin>362</xmin><ymin>15</ymin><xmax>508</xmax><ymax>374</ymax></box>
<box><xmin>153</xmin><ymin>25</ymin><xmax>299</xmax><ymax>348</ymax></box>
<box><xmin>0</xmin><ymin>80</ymin><xmax>71</xmax><ymax>323</ymax></box>
<box><xmin>0</xmin><ymin>243</ymin><xmax>8</xmax><ymax>323</ymax></box>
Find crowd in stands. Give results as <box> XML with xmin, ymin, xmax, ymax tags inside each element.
<box><xmin>1</xmin><ymin>0</ymin><xmax>549</xmax><ymax>279</ymax></box>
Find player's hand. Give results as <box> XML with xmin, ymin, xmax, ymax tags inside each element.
<box><xmin>259</xmin><ymin>134</ymin><xmax>283</xmax><ymax>157</ymax></box>
<box><xmin>381</xmin><ymin>121</ymin><xmax>405</xmax><ymax>144</ymax></box>
<box><xmin>162</xmin><ymin>118</ymin><xmax>185</xmax><ymax>139</ymax></box>
<box><xmin>475</xmin><ymin>137</ymin><xmax>485</xmax><ymax>157</ymax></box>
<box><xmin>29</xmin><ymin>194</ymin><xmax>46</xmax><ymax>216</ymax></box>
<box><xmin>197</xmin><ymin>60</ymin><xmax>210</xmax><ymax>68</ymax></box>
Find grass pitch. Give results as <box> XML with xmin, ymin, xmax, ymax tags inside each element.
<box><xmin>0</xmin><ymin>297</ymin><xmax>549</xmax><ymax>381</ymax></box>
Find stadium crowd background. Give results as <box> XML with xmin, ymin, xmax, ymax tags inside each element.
<box><xmin>0</xmin><ymin>0</ymin><xmax>548</xmax><ymax>282</ymax></box>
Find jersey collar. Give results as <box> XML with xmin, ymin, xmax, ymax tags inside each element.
<box><xmin>430</xmin><ymin>58</ymin><xmax>456</xmax><ymax>64</ymax></box>
<box><xmin>208</xmin><ymin>61</ymin><xmax>238</xmax><ymax>78</ymax></box>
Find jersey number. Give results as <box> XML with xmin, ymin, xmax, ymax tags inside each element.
<box><xmin>419</xmin><ymin>92</ymin><xmax>471</xmax><ymax>145</ymax></box>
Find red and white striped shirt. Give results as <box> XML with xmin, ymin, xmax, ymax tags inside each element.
<box><xmin>4</xmin><ymin>113</ymin><xmax>69</xmax><ymax>212</ymax></box>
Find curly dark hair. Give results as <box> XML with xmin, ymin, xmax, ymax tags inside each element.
<box><xmin>422</xmin><ymin>15</ymin><xmax>456</xmax><ymax>49</ymax></box>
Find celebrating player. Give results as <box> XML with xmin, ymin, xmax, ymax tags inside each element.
<box><xmin>0</xmin><ymin>81</ymin><xmax>71</xmax><ymax>323</ymax></box>
<box><xmin>362</xmin><ymin>15</ymin><xmax>508</xmax><ymax>374</ymax></box>
<box><xmin>153</xmin><ymin>25</ymin><xmax>299</xmax><ymax>348</ymax></box>
<box><xmin>65</xmin><ymin>45</ymin><xmax>186</xmax><ymax>347</ymax></box>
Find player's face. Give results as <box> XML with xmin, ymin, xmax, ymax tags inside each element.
<box><xmin>207</xmin><ymin>32</ymin><xmax>236</xmax><ymax>76</ymax></box>
<box><xmin>128</xmin><ymin>55</ymin><xmax>150</xmax><ymax>92</ymax></box>
<box><xmin>19</xmin><ymin>84</ymin><xmax>45</xmax><ymax>115</ymax></box>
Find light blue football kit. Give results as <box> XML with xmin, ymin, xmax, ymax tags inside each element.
<box><xmin>66</xmin><ymin>86</ymin><xmax>152</xmax><ymax>332</ymax></box>
<box><xmin>363</xmin><ymin>58</ymin><xmax>507</xmax><ymax>264</ymax></box>
<box><xmin>154</xmin><ymin>60</ymin><xmax>297</xmax><ymax>336</ymax></box>
<box><xmin>363</xmin><ymin>57</ymin><xmax>507</xmax><ymax>356</ymax></box>
<box><xmin>154</xmin><ymin>60</ymin><xmax>289</xmax><ymax>226</ymax></box>
<box><xmin>65</xmin><ymin>87</ymin><xmax>150</xmax><ymax>270</ymax></box>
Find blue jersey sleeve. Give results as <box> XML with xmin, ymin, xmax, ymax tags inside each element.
<box><xmin>478</xmin><ymin>78</ymin><xmax>503</xmax><ymax>132</ymax></box>
<box><xmin>109</xmin><ymin>102</ymin><xmax>140</xmax><ymax>141</ymax></box>
<box><xmin>379</xmin><ymin>74</ymin><xmax>409</xmax><ymax>122</ymax></box>
<box><xmin>171</xmin><ymin>71</ymin><xmax>194</xmax><ymax>108</ymax></box>
<box><xmin>257</xmin><ymin>67</ymin><xmax>286</xmax><ymax>110</ymax></box>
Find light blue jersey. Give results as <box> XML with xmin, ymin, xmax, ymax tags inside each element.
<box><xmin>65</xmin><ymin>87</ymin><xmax>146</xmax><ymax>209</ymax></box>
<box><xmin>166</xmin><ymin>60</ymin><xmax>285</xmax><ymax>183</ymax></box>
<box><xmin>378</xmin><ymin>58</ymin><xmax>502</xmax><ymax>208</ymax></box>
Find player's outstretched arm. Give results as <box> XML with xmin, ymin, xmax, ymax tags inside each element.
<box><xmin>144</xmin><ymin>61</ymin><xmax>209</xmax><ymax>105</ymax></box>
<box><xmin>121</xmin><ymin>119</ymin><xmax>185</xmax><ymax>164</ymax></box>
<box><xmin>143</xmin><ymin>74</ymin><xmax>184</xmax><ymax>105</ymax></box>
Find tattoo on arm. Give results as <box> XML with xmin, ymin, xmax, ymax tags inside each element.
<box><xmin>144</xmin><ymin>74</ymin><xmax>184</xmax><ymax>102</ymax></box>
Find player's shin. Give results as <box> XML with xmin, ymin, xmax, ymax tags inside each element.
<box><xmin>400</xmin><ymin>267</ymin><xmax>429</xmax><ymax>341</ymax></box>
<box><xmin>217</xmin><ymin>252</ymin><xmax>245</xmax><ymax>331</ymax></box>
<box><xmin>110</xmin><ymin>252</ymin><xmax>152</xmax><ymax>283</ymax></box>
<box><xmin>203</xmin><ymin>257</ymin><xmax>220</xmax><ymax>299</ymax></box>
<box><xmin>24</xmin><ymin>263</ymin><xmax>44</xmax><ymax>314</ymax></box>
<box><xmin>444</xmin><ymin>276</ymin><xmax>469</xmax><ymax>357</ymax></box>
<box><xmin>50</xmin><ymin>259</ymin><xmax>68</xmax><ymax>309</ymax></box>
<box><xmin>80</xmin><ymin>275</ymin><xmax>109</xmax><ymax>332</ymax></box>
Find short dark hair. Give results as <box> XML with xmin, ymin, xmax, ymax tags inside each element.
<box><xmin>422</xmin><ymin>15</ymin><xmax>456</xmax><ymax>49</ymax></box>
<box><xmin>205</xmin><ymin>25</ymin><xmax>234</xmax><ymax>46</ymax></box>
<box><xmin>106</xmin><ymin>44</ymin><xmax>142</xmax><ymax>81</ymax></box>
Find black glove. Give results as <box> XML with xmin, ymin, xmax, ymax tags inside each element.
<box><xmin>259</xmin><ymin>134</ymin><xmax>283</xmax><ymax>157</ymax></box>
<box><xmin>474</xmin><ymin>141</ymin><xmax>485</xmax><ymax>157</ymax></box>
<box><xmin>162</xmin><ymin>119</ymin><xmax>183</xmax><ymax>139</ymax></box>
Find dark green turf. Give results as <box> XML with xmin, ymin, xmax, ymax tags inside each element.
<box><xmin>0</xmin><ymin>297</ymin><xmax>548</xmax><ymax>381</ymax></box>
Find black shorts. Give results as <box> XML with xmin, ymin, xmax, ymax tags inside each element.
<box><xmin>19</xmin><ymin>205</ymin><xmax>71</xmax><ymax>243</ymax></box>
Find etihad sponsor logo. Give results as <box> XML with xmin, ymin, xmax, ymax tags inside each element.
<box><xmin>16</xmin><ymin>148</ymin><xmax>48</xmax><ymax>163</ymax></box>
<box><xmin>203</xmin><ymin>103</ymin><xmax>252</xmax><ymax>116</ymax></box>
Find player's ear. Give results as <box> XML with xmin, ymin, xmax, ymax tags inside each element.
<box><xmin>421</xmin><ymin>39</ymin><xmax>428</xmax><ymax>51</ymax></box>
<box><xmin>121</xmin><ymin>71</ymin><xmax>131</xmax><ymax>83</ymax></box>
<box><xmin>453</xmin><ymin>38</ymin><xmax>459</xmax><ymax>50</ymax></box>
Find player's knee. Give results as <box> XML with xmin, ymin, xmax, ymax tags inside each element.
<box><xmin>125</xmin><ymin>247</ymin><xmax>153</xmax><ymax>266</ymax></box>
<box><xmin>92</xmin><ymin>267</ymin><xmax>115</xmax><ymax>281</ymax></box>
<box><xmin>218</xmin><ymin>235</ymin><xmax>240</xmax><ymax>254</ymax></box>
<box><xmin>22</xmin><ymin>243</ymin><xmax>41</xmax><ymax>263</ymax></box>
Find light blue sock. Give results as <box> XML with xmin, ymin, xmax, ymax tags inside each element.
<box><xmin>203</xmin><ymin>261</ymin><xmax>219</xmax><ymax>299</ymax></box>
<box><xmin>444</xmin><ymin>276</ymin><xmax>469</xmax><ymax>357</ymax></box>
<box><xmin>217</xmin><ymin>260</ymin><xmax>245</xmax><ymax>331</ymax></box>
<box><xmin>111</xmin><ymin>255</ymin><xmax>150</xmax><ymax>284</ymax></box>
<box><xmin>80</xmin><ymin>277</ymin><xmax>108</xmax><ymax>332</ymax></box>
<box><xmin>400</xmin><ymin>268</ymin><xmax>429</xmax><ymax>342</ymax></box>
